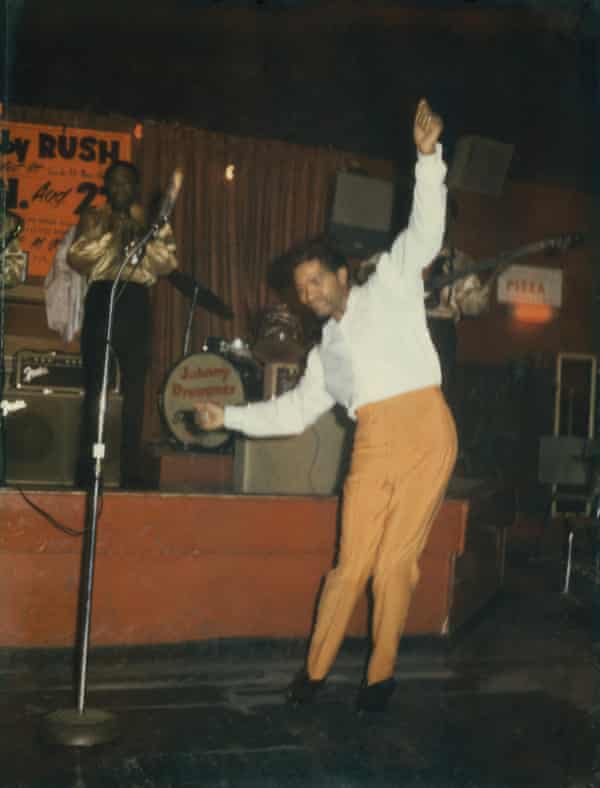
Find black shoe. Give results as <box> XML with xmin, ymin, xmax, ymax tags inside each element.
<box><xmin>286</xmin><ymin>670</ymin><xmax>325</xmax><ymax>706</ymax></box>
<box><xmin>356</xmin><ymin>677</ymin><xmax>397</xmax><ymax>712</ymax></box>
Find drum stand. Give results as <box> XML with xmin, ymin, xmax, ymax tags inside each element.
<box><xmin>43</xmin><ymin>224</ymin><xmax>161</xmax><ymax>747</ymax></box>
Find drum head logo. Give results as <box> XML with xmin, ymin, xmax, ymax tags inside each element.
<box><xmin>162</xmin><ymin>353</ymin><xmax>245</xmax><ymax>449</ymax></box>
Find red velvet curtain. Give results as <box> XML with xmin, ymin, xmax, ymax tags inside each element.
<box><xmin>137</xmin><ymin>121</ymin><xmax>355</xmax><ymax>442</ymax></box>
<box><xmin>8</xmin><ymin>106</ymin><xmax>391</xmax><ymax>449</ymax></box>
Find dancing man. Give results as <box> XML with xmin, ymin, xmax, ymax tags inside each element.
<box><xmin>195</xmin><ymin>99</ymin><xmax>456</xmax><ymax>712</ymax></box>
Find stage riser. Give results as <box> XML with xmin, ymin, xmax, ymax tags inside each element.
<box><xmin>0</xmin><ymin>490</ymin><xmax>469</xmax><ymax>648</ymax></box>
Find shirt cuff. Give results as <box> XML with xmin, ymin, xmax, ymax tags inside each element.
<box><xmin>224</xmin><ymin>404</ymin><xmax>245</xmax><ymax>432</ymax></box>
<box><xmin>415</xmin><ymin>143</ymin><xmax>446</xmax><ymax>178</ymax></box>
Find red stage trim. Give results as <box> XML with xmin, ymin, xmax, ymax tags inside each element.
<box><xmin>0</xmin><ymin>489</ymin><xmax>471</xmax><ymax>648</ymax></box>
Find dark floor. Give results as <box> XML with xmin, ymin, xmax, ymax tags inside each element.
<box><xmin>1</xmin><ymin>545</ymin><xmax>598</xmax><ymax>788</ymax></box>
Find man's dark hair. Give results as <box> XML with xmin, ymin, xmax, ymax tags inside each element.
<box><xmin>103</xmin><ymin>160</ymin><xmax>140</xmax><ymax>188</ymax></box>
<box><xmin>286</xmin><ymin>235</ymin><xmax>347</xmax><ymax>274</ymax></box>
<box><xmin>268</xmin><ymin>235</ymin><xmax>348</xmax><ymax>292</ymax></box>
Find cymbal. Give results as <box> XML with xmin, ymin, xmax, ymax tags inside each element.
<box><xmin>167</xmin><ymin>270</ymin><xmax>233</xmax><ymax>319</ymax></box>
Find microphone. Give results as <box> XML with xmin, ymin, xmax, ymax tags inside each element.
<box><xmin>154</xmin><ymin>168</ymin><xmax>183</xmax><ymax>228</ymax></box>
<box><xmin>123</xmin><ymin>171</ymin><xmax>183</xmax><ymax>267</ymax></box>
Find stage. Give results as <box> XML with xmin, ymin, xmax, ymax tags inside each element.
<box><xmin>0</xmin><ymin>478</ymin><xmax>509</xmax><ymax>649</ymax></box>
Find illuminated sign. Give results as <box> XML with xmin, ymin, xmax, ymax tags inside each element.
<box><xmin>497</xmin><ymin>265</ymin><xmax>562</xmax><ymax>307</ymax></box>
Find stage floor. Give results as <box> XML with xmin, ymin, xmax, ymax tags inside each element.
<box><xmin>0</xmin><ymin>560</ymin><xmax>596</xmax><ymax>788</ymax></box>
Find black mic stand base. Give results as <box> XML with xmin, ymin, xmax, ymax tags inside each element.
<box><xmin>41</xmin><ymin>467</ymin><xmax>120</xmax><ymax>748</ymax></box>
<box><xmin>42</xmin><ymin>707</ymin><xmax>118</xmax><ymax>748</ymax></box>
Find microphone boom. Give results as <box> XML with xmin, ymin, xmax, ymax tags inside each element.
<box><xmin>155</xmin><ymin>169</ymin><xmax>183</xmax><ymax>227</ymax></box>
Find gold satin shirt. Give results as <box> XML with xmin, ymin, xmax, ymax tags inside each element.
<box><xmin>67</xmin><ymin>205</ymin><xmax>177</xmax><ymax>286</ymax></box>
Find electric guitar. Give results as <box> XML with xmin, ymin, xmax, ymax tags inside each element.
<box><xmin>424</xmin><ymin>232</ymin><xmax>585</xmax><ymax>307</ymax></box>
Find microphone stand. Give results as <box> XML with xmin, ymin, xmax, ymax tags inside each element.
<box><xmin>0</xmin><ymin>226</ymin><xmax>8</xmax><ymax>486</ymax></box>
<box><xmin>0</xmin><ymin>216</ymin><xmax>22</xmax><ymax>483</ymax></box>
<box><xmin>182</xmin><ymin>283</ymin><xmax>200</xmax><ymax>357</ymax></box>
<box><xmin>43</xmin><ymin>219</ymin><xmax>165</xmax><ymax>747</ymax></box>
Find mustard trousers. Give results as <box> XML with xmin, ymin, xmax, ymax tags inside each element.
<box><xmin>306</xmin><ymin>386</ymin><xmax>457</xmax><ymax>685</ymax></box>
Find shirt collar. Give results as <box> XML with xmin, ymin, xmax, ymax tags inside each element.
<box><xmin>323</xmin><ymin>286</ymin><xmax>355</xmax><ymax>338</ymax></box>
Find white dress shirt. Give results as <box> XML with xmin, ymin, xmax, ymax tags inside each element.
<box><xmin>225</xmin><ymin>145</ymin><xmax>447</xmax><ymax>438</ymax></box>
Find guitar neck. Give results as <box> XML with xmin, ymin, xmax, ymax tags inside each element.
<box><xmin>426</xmin><ymin>234</ymin><xmax>582</xmax><ymax>292</ymax></box>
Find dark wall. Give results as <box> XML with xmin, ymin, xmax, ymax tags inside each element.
<box><xmin>9</xmin><ymin>3</ymin><xmax>598</xmax><ymax>191</ymax></box>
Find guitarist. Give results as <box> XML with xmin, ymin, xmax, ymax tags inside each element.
<box><xmin>68</xmin><ymin>161</ymin><xmax>179</xmax><ymax>488</ymax></box>
<box><xmin>358</xmin><ymin>212</ymin><xmax>581</xmax><ymax>415</ymax></box>
<box><xmin>424</xmin><ymin>238</ymin><xmax>492</xmax><ymax>408</ymax></box>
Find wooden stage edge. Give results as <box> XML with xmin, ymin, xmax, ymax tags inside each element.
<box><xmin>0</xmin><ymin>484</ymin><xmax>507</xmax><ymax>649</ymax></box>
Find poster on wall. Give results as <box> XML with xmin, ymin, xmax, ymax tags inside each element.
<box><xmin>0</xmin><ymin>121</ymin><xmax>132</xmax><ymax>280</ymax></box>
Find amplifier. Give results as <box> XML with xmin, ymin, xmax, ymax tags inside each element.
<box><xmin>12</xmin><ymin>350</ymin><xmax>120</xmax><ymax>394</ymax></box>
<box><xmin>3</xmin><ymin>387</ymin><xmax>122</xmax><ymax>486</ymax></box>
<box><xmin>233</xmin><ymin>408</ymin><xmax>354</xmax><ymax>495</ymax></box>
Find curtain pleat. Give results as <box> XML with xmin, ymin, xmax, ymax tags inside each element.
<box><xmin>7</xmin><ymin>106</ymin><xmax>392</xmax><ymax>448</ymax></box>
<box><xmin>137</xmin><ymin>122</ymin><xmax>360</xmax><ymax>442</ymax></box>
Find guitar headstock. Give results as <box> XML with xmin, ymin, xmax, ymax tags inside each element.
<box><xmin>545</xmin><ymin>232</ymin><xmax>585</xmax><ymax>255</ymax></box>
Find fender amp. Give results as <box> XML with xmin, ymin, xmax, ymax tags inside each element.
<box><xmin>12</xmin><ymin>349</ymin><xmax>120</xmax><ymax>394</ymax></box>
<box><xmin>2</xmin><ymin>387</ymin><xmax>122</xmax><ymax>486</ymax></box>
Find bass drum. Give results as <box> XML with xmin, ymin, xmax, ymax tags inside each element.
<box><xmin>160</xmin><ymin>353</ymin><xmax>245</xmax><ymax>450</ymax></box>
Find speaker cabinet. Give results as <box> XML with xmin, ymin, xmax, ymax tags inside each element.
<box><xmin>233</xmin><ymin>408</ymin><xmax>354</xmax><ymax>495</ymax></box>
<box><xmin>328</xmin><ymin>171</ymin><xmax>394</xmax><ymax>257</ymax></box>
<box><xmin>3</xmin><ymin>389</ymin><xmax>122</xmax><ymax>486</ymax></box>
<box><xmin>448</xmin><ymin>135</ymin><xmax>514</xmax><ymax>196</ymax></box>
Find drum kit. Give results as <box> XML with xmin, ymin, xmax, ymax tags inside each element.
<box><xmin>160</xmin><ymin>271</ymin><xmax>304</xmax><ymax>451</ymax></box>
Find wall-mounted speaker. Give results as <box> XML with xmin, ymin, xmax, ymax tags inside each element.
<box><xmin>3</xmin><ymin>389</ymin><xmax>122</xmax><ymax>486</ymax></box>
<box><xmin>448</xmin><ymin>135</ymin><xmax>514</xmax><ymax>196</ymax></box>
<box><xmin>328</xmin><ymin>171</ymin><xmax>395</xmax><ymax>257</ymax></box>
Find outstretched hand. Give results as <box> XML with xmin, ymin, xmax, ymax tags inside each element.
<box><xmin>414</xmin><ymin>98</ymin><xmax>443</xmax><ymax>156</ymax></box>
<box><xmin>194</xmin><ymin>401</ymin><xmax>225</xmax><ymax>431</ymax></box>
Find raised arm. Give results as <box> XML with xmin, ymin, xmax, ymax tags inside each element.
<box><xmin>374</xmin><ymin>99</ymin><xmax>447</xmax><ymax>288</ymax></box>
<box><xmin>414</xmin><ymin>98</ymin><xmax>443</xmax><ymax>157</ymax></box>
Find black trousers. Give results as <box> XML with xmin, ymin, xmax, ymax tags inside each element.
<box><xmin>427</xmin><ymin>317</ymin><xmax>457</xmax><ymax>408</ymax></box>
<box><xmin>78</xmin><ymin>281</ymin><xmax>151</xmax><ymax>487</ymax></box>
